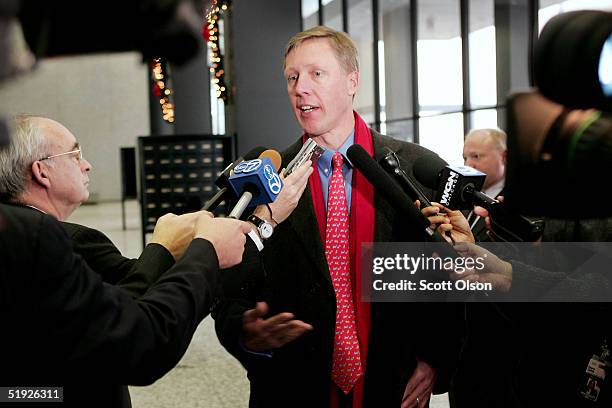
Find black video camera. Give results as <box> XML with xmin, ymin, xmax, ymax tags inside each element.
<box><xmin>505</xmin><ymin>10</ymin><xmax>612</xmax><ymax>218</ymax></box>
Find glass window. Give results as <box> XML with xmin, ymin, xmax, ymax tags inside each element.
<box><xmin>470</xmin><ymin>109</ymin><xmax>499</xmax><ymax>130</ymax></box>
<box><xmin>324</xmin><ymin>0</ymin><xmax>344</xmax><ymax>31</ymax></box>
<box><xmin>417</xmin><ymin>0</ymin><xmax>463</xmax><ymax>116</ymax></box>
<box><xmin>302</xmin><ymin>0</ymin><xmax>319</xmax><ymax>30</ymax></box>
<box><xmin>419</xmin><ymin>113</ymin><xmax>464</xmax><ymax>166</ymax></box>
<box><xmin>379</xmin><ymin>0</ymin><xmax>413</xmax><ymax>123</ymax></box>
<box><xmin>469</xmin><ymin>0</ymin><xmax>497</xmax><ymax>108</ymax></box>
<box><xmin>383</xmin><ymin>119</ymin><xmax>414</xmax><ymax>143</ymax></box>
<box><xmin>210</xmin><ymin>91</ymin><xmax>225</xmax><ymax>135</ymax></box>
<box><xmin>349</xmin><ymin>0</ymin><xmax>375</xmax><ymax>124</ymax></box>
<box><xmin>539</xmin><ymin>0</ymin><xmax>612</xmax><ymax>33</ymax></box>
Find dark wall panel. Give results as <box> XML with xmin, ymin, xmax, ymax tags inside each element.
<box><xmin>231</xmin><ymin>1</ymin><xmax>302</xmax><ymax>156</ymax></box>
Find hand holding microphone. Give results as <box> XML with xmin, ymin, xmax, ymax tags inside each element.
<box><xmin>346</xmin><ymin>144</ymin><xmax>459</xmax><ymax>259</ymax></box>
<box><xmin>202</xmin><ymin>146</ymin><xmax>268</xmax><ymax>212</ymax></box>
<box><xmin>260</xmin><ymin>160</ymin><xmax>313</xmax><ymax>225</ymax></box>
<box><xmin>194</xmin><ymin>214</ymin><xmax>252</xmax><ymax>269</ymax></box>
<box><xmin>419</xmin><ymin>202</ymin><xmax>475</xmax><ymax>245</ymax></box>
<box><xmin>227</xmin><ymin>150</ymin><xmax>285</xmax><ymax>219</ymax></box>
<box><xmin>412</xmin><ymin>154</ymin><xmax>544</xmax><ymax>242</ymax></box>
<box><xmin>453</xmin><ymin>242</ymin><xmax>513</xmax><ymax>292</ymax></box>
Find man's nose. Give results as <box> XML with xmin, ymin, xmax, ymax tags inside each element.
<box><xmin>82</xmin><ymin>159</ymin><xmax>92</xmax><ymax>172</ymax></box>
<box><xmin>295</xmin><ymin>76</ymin><xmax>312</xmax><ymax>95</ymax></box>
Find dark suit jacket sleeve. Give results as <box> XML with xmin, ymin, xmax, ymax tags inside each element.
<box><xmin>62</xmin><ymin>222</ymin><xmax>175</xmax><ymax>298</ymax></box>
<box><xmin>212</xmin><ymin>238</ymin><xmax>270</xmax><ymax>372</ymax></box>
<box><xmin>2</xmin><ymin>208</ymin><xmax>219</xmax><ymax>385</ymax></box>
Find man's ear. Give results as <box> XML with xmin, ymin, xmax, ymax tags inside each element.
<box><xmin>31</xmin><ymin>161</ymin><xmax>51</xmax><ymax>189</ymax></box>
<box><xmin>348</xmin><ymin>70</ymin><xmax>359</xmax><ymax>97</ymax></box>
<box><xmin>502</xmin><ymin>149</ymin><xmax>508</xmax><ymax>165</ymax></box>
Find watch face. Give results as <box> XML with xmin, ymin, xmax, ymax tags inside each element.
<box><xmin>260</xmin><ymin>222</ymin><xmax>274</xmax><ymax>239</ymax></box>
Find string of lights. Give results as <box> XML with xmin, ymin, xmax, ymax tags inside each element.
<box><xmin>205</xmin><ymin>0</ymin><xmax>230</xmax><ymax>103</ymax></box>
<box><xmin>151</xmin><ymin>58</ymin><xmax>175</xmax><ymax>123</ymax></box>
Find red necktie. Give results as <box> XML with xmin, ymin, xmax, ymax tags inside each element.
<box><xmin>325</xmin><ymin>152</ymin><xmax>363</xmax><ymax>394</ymax></box>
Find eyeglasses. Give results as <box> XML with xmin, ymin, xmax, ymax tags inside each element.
<box><xmin>40</xmin><ymin>148</ymin><xmax>83</xmax><ymax>162</ymax></box>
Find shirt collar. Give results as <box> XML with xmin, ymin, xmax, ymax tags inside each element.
<box><xmin>317</xmin><ymin>131</ymin><xmax>355</xmax><ymax>175</ymax></box>
<box><xmin>484</xmin><ymin>178</ymin><xmax>505</xmax><ymax>198</ymax></box>
<box><xmin>25</xmin><ymin>204</ymin><xmax>47</xmax><ymax>214</ymax></box>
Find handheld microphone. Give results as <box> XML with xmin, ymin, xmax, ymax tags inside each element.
<box><xmin>202</xmin><ymin>146</ymin><xmax>267</xmax><ymax>211</ymax></box>
<box><xmin>346</xmin><ymin>145</ymin><xmax>458</xmax><ymax>257</ymax></box>
<box><xmin>259</xmin><ymin>149</ymin><xmax>282</xmax><ymax>172</ymax></box>
<box><xmin>412</xmin><ymin>155</ymin><xmax>544</xmax><ymax>242</ymax></box>
<box><xmin>411</xmin><ymin>157</ymin><xmax>487</xmax><ymax>211</ymax></box>
<box><xmin>379</xmin><ymin>147</ymin><xmax>433</xmax><ymax>207</ymax></box>
<box><xmin>227</xmin><ymin>150</ymin><xmax>283</xmax><ymax>219</ymax></box>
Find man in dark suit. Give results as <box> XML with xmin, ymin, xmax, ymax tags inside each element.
<box><xmin>0</xmin><ymin>115</ymin><xmax>190</xmax><ymax>296</ymax></box>
<box><xmin>0</xmin><ymin>202</ymin><xmax>251</xmax><ymax>407</ymax></box>
<box><xmin>0</xmin><ymin>114</ymin><xmax>255</xmax><ymax>407</ymax></box>
<box><xmin>462</xmin><ymin>128</ymin><xmax>507</xmax><ymax>242</ymax></box>
<box><xmin>214</xmin><ymin>26</ymin><xmax>462</xmax><ymax>408</ymax></box>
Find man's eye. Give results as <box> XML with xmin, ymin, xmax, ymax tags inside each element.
<box><xmin>287</xmin><ymin>74</ymin><xmax>298</xmax><ymax>82</ymax></box>
<box><xmin>314</xmin><ymin>70</ymin><xmax>322</xmax><ymax>77</ymax></box>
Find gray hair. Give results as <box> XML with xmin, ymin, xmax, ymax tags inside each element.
<box><xmin>0</xmin><ymin>115</ymin><xmax>50</xmax><ymax>201</ymax></box>
<box><xmin>465</xmin><ymin>128</ymin><xmax>507</xmax><ymax>151</ymax></box>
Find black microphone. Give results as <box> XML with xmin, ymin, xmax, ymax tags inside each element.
<box><xmin>346</xmin><ymin>145</ymin><xmax>458</xmax><ymax>256</ymax></box>
<box><xmin>379</xmin><ymin>147</ymin><xmax>433</xmax><ymax>207</ymax></box>
<box><xmin>202</xmin><ymin>146</ymin><xmax>267</xmax><ymax>211</ymax></box>
<box><xmin>412</xmin><ymin>157</ymin><xmax>487</xmax><ymax>211</ymax></box>
<box><xmin>412</xmin><ymin>155</ymin><xmax>544</xmax><ymax>242</ymax></box>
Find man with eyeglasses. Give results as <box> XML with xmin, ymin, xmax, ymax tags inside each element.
<box><xmin>0</xmin><ymin>115</ymin><xmax>252</xmax><ymax>407</ymax></box>
<box><xmin>0</xmin><ymin>115</ymin><xmax>197</xmax><ymax>296</ymax></box>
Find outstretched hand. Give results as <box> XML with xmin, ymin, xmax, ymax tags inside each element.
<box><xmin>242</xmin><ymin>302</ymin><xmax>313</xmax><ymax>351</ymax></box>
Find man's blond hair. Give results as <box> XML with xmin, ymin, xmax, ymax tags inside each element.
<box><xmin>284</xmin><ymin>26</ymin><xmax>359</xmax><ymax>74</ymax></box>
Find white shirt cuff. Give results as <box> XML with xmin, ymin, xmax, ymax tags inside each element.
<box><xmin>247</xmin><ymin>229</ymin><xmax>264</xmax><ymax>251</ymax></box>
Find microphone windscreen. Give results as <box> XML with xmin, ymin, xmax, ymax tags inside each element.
<box><xmin>412</xmin><ymin>154</ymin><xmax>448</xmax><ymax>189</ymax></box>
<box><xmin>244</xmin><ymin>146</ymin><xmax>268</xmax><ymax>161</ymax></box>
<box><xmin>347</xmin><ymin>145</ymin><xmax>429</xmax><ymax>230</ymax></box>
<box><xmin>260</xmin><ymin>149</ymin><xmax>282</xmax><ymax>171</ymax></box>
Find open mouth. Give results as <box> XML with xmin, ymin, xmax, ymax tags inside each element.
<box><xmin>299</xmin><ymin>105</ymin><xmax>318</xmax><ymax>113</ymax></box>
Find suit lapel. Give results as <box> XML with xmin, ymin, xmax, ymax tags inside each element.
<box><xmin>371</xmin><ymin>131</ymin><xmax>402</xmax><ymax>242</ymax></box>
<box><xmin>281</xmin><ymin>139</ymin><xmax>332</xmax><ymax>285</ymax></box>
<box><xmin>282</xmin><ymin>132</ymin><xmax>406</xmax><ymax>283</ymax></box>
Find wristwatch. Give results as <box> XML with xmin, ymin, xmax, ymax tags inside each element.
<box><xmin>247</xmin><ymin>214</ymin><xmax>274</xmax><ymax>239</ymax></box>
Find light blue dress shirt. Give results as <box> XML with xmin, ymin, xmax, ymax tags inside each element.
<box><xmin>317</xmin><ymin>132</ymin><xmax>355</xmax><ymax>212</ymax></box>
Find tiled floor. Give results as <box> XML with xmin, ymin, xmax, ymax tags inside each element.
<box><xmin>68</xmin><ymin>201</ymin><xmax>450</xmax><ymax>408</ymax></box>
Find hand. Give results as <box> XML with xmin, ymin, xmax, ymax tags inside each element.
<box><xmin>257</xmin><ymin>161</ymin><xmax>313</xmax><ymax>225</ymax></box>
<box><xmin>453</xmin><ymin>242</ymin><xmax>513</xmax><ymax>292</ymax></box>
<box><xmin>401</xmin><ymin>360</ymin><xmax>436</xmax><ymax>408</ymax></box>
<box><xmin>194</xmin><ymin>215</ymin><xmax>252</xmax><ymax>268</ymax></box>
<box><xmin>418</xmin><ymin>202</ymin><xmax>475</xmax><ymax>244</ymax></box>
<box><xmin>473</xmin><ymin>196</ymin><xmax>505</xmax><ymax>242</ymax></box>
<box><xmin>242</xmin><ymin>302</ymin><xmax>313</xmax><ymax>351</ymax></box>
<box><xmin>151</xmin><ymin>211</ymin><xmax>209</xmax><ymax>260</ymax></box>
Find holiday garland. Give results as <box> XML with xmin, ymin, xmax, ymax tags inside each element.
<box><xmin>151</xmin><ymin>58</ymin><xmax>175</xmax><ymax>123</ymax></box>
<box><xmin>205</xmin><ymin>0</ymin><xmax>230</xmax><ymax>103</ymax></box>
